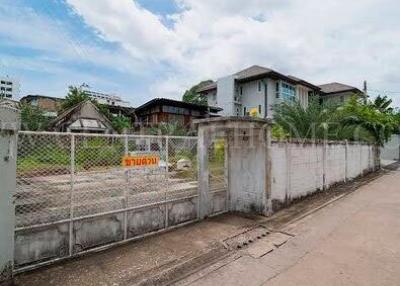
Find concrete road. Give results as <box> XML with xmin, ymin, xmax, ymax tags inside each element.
<box><xmin>185</xmin><ymin>168</ymin><xmax>400</xmax><ymax>286</ymax></box>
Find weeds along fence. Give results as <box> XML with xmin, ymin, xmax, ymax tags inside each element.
<box><xmin>15</xmin><ymin>131</ymin><xmax>199</xmax><ymax>271</ymax></box>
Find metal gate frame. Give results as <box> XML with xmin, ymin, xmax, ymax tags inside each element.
<box><xmin>15</xmin><ymin>131</ymin><xmax>199</xmax><ymax>272</ymax></box>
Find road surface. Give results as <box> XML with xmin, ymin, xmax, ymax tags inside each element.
<box><xmin>185</xmin><ymin>168</ymin><xmax>400</xmax><ymax>286</ymax></box>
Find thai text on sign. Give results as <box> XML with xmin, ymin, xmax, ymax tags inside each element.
<box><xmin>122</xmin><ymin>154</ymin><xmax>160</xmax><ymax>167</ymax></box>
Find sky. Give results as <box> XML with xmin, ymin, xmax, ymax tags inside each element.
<box><xmin>1</xmin><ymin>0</ymin><xmax>400</xmax><ymax>107</ymax></box>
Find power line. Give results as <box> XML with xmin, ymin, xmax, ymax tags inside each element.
<box><xmin>368</xmin><ymin>89</ymin><xmax>400</xmax><ymax>94</ymax></box>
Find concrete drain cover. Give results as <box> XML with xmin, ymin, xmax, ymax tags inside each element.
<box><xmin>223</xmin><ymin>227</ymin><xmax>270</xmax><ymax>250</ymax></box>
<box><xmin>246</xmin><ymin>232</ymin><xmax>291</xmax><ymax>258</ymax></box>
<box><xmin>223</xmin><ymin>227</ymin><xmax>292</xmax><ymax>259</ymax></box>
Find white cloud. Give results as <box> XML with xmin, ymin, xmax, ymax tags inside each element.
<box><xmin>65</xmin><ymin>0</ymin><xmax>400</xmax><ymax>104</ymax></box>
<box><xmin>2</xmin><ymin>0</ymin><xmax>399</xmax><ymax>105</ymax></box>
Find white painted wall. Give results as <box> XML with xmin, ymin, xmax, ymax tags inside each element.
<box><xmin>216</xmin><ymin>75</ymin><xmax>236</xmax><ymax>116</ymax></box>
<box><xmin>381</xmin><ymin>134</ymin><xmax>400</xmax><ymax>161</ymax></box>
<box><xmin>207</xmin><ymin>76</ymin><xmax>314</xmax><ymax>118</ymax></box>
<box><xmin>271</xmin><ymin>141</ymin><xmax>377</xmax><ymax>206</ymax></box>
<box><xmin>239</xmin><ymin>80</ymin><xmax>265</xmax><ymax>117</ymax></box>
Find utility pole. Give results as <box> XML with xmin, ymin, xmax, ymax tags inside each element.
<box><xmin>363</xmin><ymin>80</ymin><xmax>368</xmax><ymax>104</ymax></box>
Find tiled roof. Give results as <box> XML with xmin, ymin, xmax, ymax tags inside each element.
<box><xmin>318</xmin><ymin>82</ymin><xmax>361</xmax><ymax>94</ymax></box>
<box><xmin>235</xmin><ymin>65</ymin><xmax>273</xmax><ymax>80</ymax></box>
<box><xmin>196</xmin><ymin>82</ymin><xmax>217</xmax><ymax>93</ymax></box>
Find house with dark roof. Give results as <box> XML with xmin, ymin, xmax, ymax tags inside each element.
<box><xmin>197</xmin><ymin>65</ymin><xmax>321</xmax><ymax>118</ymax></box>
<box><xmin>47</xmin><ymin>100</ymin><xmax>114</xmax><ymax>133</ymax></box>
<box><xmin>134</xmin><ymin>98</ymin><xmax>222</xmax><ymax>128</ymax></box>
<box><xmin>318</xmin><ymin>82</ymin><xmax>364</xmax><ymax>104</ymax></box>
<box><xmin>20</xmin><ymin>95</ymin><xmax>63</xmax><ymax>118</ymax></box>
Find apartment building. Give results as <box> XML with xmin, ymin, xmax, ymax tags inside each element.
<box><xmin>83</xmin><ymin>89</ymin><xmax>130</xmax><ymax>107</ymax></box>
<box><xmin>0</xmin><ymin>76</ymin><xmax>19</xmax><ymax>99</ymax></box>
<box><xmin>197</xmin><ymin>65</ymin><xmax>320</xmax><ymax>118</ymax></box>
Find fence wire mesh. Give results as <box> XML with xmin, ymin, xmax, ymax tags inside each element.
<box><xmin>208</xmin><ymin>132</ymin><xmax>227</xmax><ymax>193</ymax></box>
<box><xmin>15</xmin><ymin>132</ymin><xmax>198</xmax><ymax>230</ymax></box>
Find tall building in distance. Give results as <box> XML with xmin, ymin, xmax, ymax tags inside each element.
<box><xmin>0</xmin><ymin>76</ymin><xmax>20</xmax><ymax>99</ymax></box>
<box><xmin>82</xmin><ymin>87</ymin><xmax>130</xmax><ymax>107</ymax></box>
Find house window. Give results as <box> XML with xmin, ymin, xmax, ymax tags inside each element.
<box><xmin>281</xmin><ymin>83</ymin><xmax>296</xmax><ymax>101</ymax></box>
<box><xmin>258</xmin><ymin>105</ymin><xmax>262</xmax><ymax>114</ymax></box>
<box><xmin>240</xmin><ymin>86</ymin><xmax>243</xmax><ymax>95</ymax></box>
<box><xmin>258</xmin><ymin>81</ymin><xmax>262</xmax><ymax>92</ymax></box>
<box><xmin>275</xmin><ymin>82</ymin><xmax>280</xmax><ymax>98</ymax></box>
<box><xmin>244</xmin><ymin>107</ymin><xmax>247</xmax><ymax>116</ymax></box>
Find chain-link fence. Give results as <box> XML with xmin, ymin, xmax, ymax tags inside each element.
<box><xmin>15</xmin><ymin>131</ymin><xmax>198</xmax><ymax>267</ymax></box>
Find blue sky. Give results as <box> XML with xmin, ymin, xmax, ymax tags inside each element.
<box><xmin>1</xmin><ymin>0</ymin><xmax>400</xmax><ymax>106</ymax></box>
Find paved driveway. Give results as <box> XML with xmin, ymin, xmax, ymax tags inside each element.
<box><xmin>186</xmin><ymin>168</ymin><xmax>400</xmax><ymax>286</ymax></box>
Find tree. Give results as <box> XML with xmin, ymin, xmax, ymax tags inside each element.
<box><xmin>111</xmin><ymin>115</ymin><xmax>131</xmax><ymax>134</ymax></box>
<box><xmin>61</xmin><ymin>85</ymin><xmax>92</xmax><ymax>110</ymax></box>
<box><xmin>273</xmin><ymin>98</ymin><xmax>375</xmax><ymax>143</ymax></box>
<box><xmin>341</xmin><ymin>97</ymin><xmax>396</xmax><ymax>146</ymax></box>
<box><xmin>371</xmin><ymin>95</ymin><xmax>393</xmax><ymax>113</ymax></box>
<box><xmin>182</xmin><ymin>80</ymin><xmax>213</xmax><ymax>105</ymax></box>
<box><xmin>20</xmin><ymin>103</ymin><xmax>49</xmax><ymax>131</ymax></box>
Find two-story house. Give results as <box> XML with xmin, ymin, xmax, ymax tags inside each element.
<box><xmin>318</xmin><ymin>82</ymin><xmax>364</xmax><ymax>104</ymax></box>
<box><xmin>197</xmin><ymin>65</ymin><xmax>321</xmax><ymax>118</ymax></box>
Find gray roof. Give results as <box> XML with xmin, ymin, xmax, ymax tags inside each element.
<box><xmin>197</xmin><ymin>65</ymin><xmax>320</xmax><ymax>93</ymax></box>
<box><xmin>235</xmin><ymin>65</ymin><xmax>273</xmax><ymax>80</ymax></box>
<box><xmin>196</xmin><ymin>82</ymin><xmax>217</xmax><ymax>93</ymax></box>
<box><xmin>318</xmin><ymin>82</ymin><xmax>361</xmax><ymax>94</ymax></box>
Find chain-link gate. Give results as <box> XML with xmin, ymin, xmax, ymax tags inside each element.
<box><xmin>207</xmin><ymin>131</ymin><xmax>229</xmax><ymax>214</ymax></box>
<box><xmin>15</xmin><ymin>131</ymin><xmax>198</xmax><ymax>270</ymax></box>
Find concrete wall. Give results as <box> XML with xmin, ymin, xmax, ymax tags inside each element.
<box><xmin>271</xmin><ymin>141</ymin><xmax>377</xmax><ymax>210</ymax></box>
<box><xmin>14</xmin><ymin>197</ymin><xmax>201</xmax><ymax>269</ymax></box>
<box><xmin>0</xmin><ymin>103</ymin><xmax>19</xmax><ymax>283</ymax></box>
<box><xmin>381</xmin><ymin>134</ymin><xmax>400</xmax><ymax>161</ymax></box>
<box><xmin>228</xmin><ymin>129</ymin><xmax>266</xmax><ymax>214</ymax></box>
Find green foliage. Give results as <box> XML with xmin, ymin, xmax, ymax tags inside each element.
<box><xmin>273</xmin><ymin>96</ymin><xmax>397</xmax><ymax>146</ymax></box>
<box><xmin>17</xmin><ymin>143</ymin><xmax>70</xmax><ymax>174</ymax></box>
<box><xmin>20</xmin><ymin>102</ymin><xmax>50</xmax><ymax>131</ymax></box>
<box><xmin>111</xmin><ymin>115</ymin><xmax>132</xmax><ymax>134</ymax></box>
<box><xmin>182</xmin><ymin>80</ymin><xmax>213</xmax><ymax>105</ymax></box>
<box><xmin>341</xmin><ymin>97</ymin><xmax>397</xmax><ymax>146</ymax></box>
<box><xmin>371</xmin><ymin>95</ymin><xmax>393</xmax><ymax>113</ymax></box>
<box><xmin>148</xmin><ymin>122</ymin><xmax>188</xmax><ymax>136</ymax></box>
<box><xmin>272</xmin><ymin>125</ymin><xmax>289</xmax><ymax>140</ymax></box>
<box><xmin>61</xmin><ymin>85</ymin><xmax>93</xmax><ymax>110</ymax></box>
<box><xmin>76</xmin><ymin>138</ymin><xmax>124</xmax><ymax>170</ymax></box>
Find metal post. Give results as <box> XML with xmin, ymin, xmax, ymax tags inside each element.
<box><xmin>68</xmin><ymin>134</ymin><xmax>75</xmax><ymax>256</ymax></box>
<box><xmin>123</xmin><ymin>135</ymin><xmax>129</xmax><ymax>240</ymax></box>
<box><xmin>165</xmin><ymin>136</ymin><xmax>169</xmax><ymax>228</ymax></box>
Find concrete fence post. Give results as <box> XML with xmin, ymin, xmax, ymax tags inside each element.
<box><xmin>265</xmin><ymin>124</ymin><xmax>273</xmax><ymax>216</ymax></box>
<box><xmin>198</xmin><ymin>126</ymin><xmax>210</xmax><ymax>219</ymax></box>
<box><xmin>0</xmin><ymin>101</ymin><xmax>20</xmax><ymax>285</ymax></box>
<box><xmin>285</xmin><ymin>141</ymin><xmax>291</xmax><ymax>203</ymax></box>
<box><xmin>344</xmin><ymin>140</ymin><xmax>349</xmax><ymax>182</ymax></box>
<box><xmin>322</xmin><ymin>140</ymin><xmax>327</xmax><ymax>190</ymax></box>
